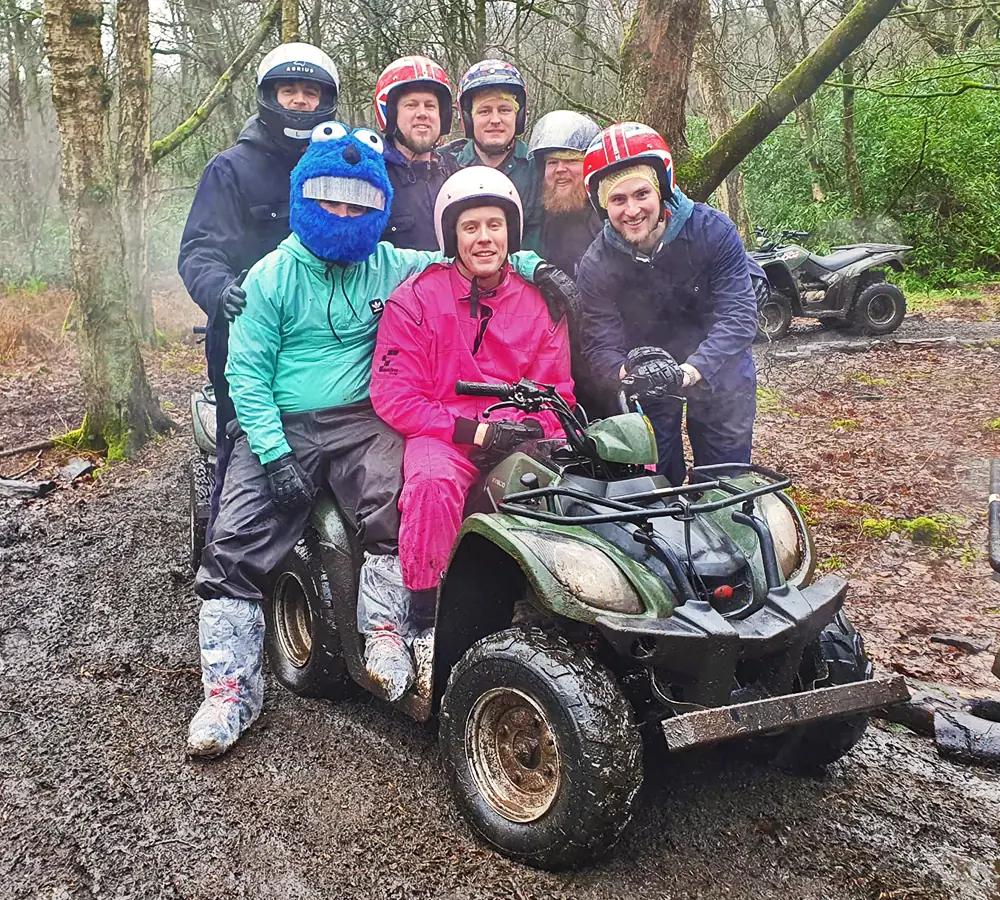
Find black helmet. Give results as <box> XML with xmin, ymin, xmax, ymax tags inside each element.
<box><xmin>256</xmin><ymin>42</ymin><xmax>340</xmax><ymax>150</ymax></box>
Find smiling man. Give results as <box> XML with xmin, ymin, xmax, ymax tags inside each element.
<box><xmin>368</xmin><ymin>167</ymin><xmax>574</xmax><ymax>693</ymax></box>
<box><xmin>575</xmin><ymin>122</ymin><xmax>758</xmax><ymax>487</ymax></box>
<box><xmin>444</xmin><ymin>60</ymin><xmax>541</xmax><ymax>250</ymax></box>
<box><xmin>374</xmin><ymin>56</ymin><xmax>458</xmax><ymax>250</ymax></box>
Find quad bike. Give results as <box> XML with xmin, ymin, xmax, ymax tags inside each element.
<box><xmin>752</xmin><ymin>228</ymin><xmax>911</xmax><ymax>342</ymax></box>
<box><xmin>186</xmin><ymin>379</ymin><xmax>907</xmax><ymax>869</ymax></box>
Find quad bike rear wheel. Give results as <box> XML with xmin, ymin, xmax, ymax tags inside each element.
<box><xmin>188</xmin><ymin>451</ymin><xmax>214</xmax><ymax>571</ymax></box>
<box><xmin>263</xmin><ymin>536</ymin><xmax>352</xmax><ymax>699</ymax></box>
<box><xmin>755</xmin><ymin>611</ymin><xmax>873</xmax><ymax>774</ymax></box>
<box><xmin>756</xmin><ymin>291</ymin><xmax>793</xmax><ymax>343</ymax></box>
<box><xmin>439</xmin><ymin>626</ymin><xmax>643</xmax><ymax>870</ymax></box>
<box><xmin>850</xmin><ymin>282</ymin><xmax>907</xmax><ymax>335</ymax></box>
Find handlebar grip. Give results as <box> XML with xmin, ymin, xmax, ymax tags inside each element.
<box><xmin>989</xmin><ymin>458</ymin><xmax>1000</xmax><ymax>573</ymax></box>
<box><xmin>455</xmin><ymin>380</ymin><xmax>513</xmax><ymax>398</ymax></box>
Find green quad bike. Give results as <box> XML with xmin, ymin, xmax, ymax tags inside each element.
<box><xmin>196</xmin><ymin>378</ymin><xmax>908</xmax><ymax>870</ymax></box>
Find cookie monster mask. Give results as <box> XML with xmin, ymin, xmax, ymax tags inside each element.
<box><xmin>289</xmin><ymin>121</ymin><xmax>394</xmax><ymax>264</ymax></box>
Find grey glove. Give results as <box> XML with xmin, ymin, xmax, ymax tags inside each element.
<box><xmin>533</xmin><ymin>264</ymin><xmax>579</xmax><ymax>323</ymax></box>
<box><xmin>622</xmin><ymin>346</ymin><xmax>684</xmax><ymax>398</ymax></box>
<box><xmin>471</xmin><ymin>419</ymin><xmax>544</xmax><ymax>470</ymax></box>
<box><xmin>220</xmin><ymin>274</ymin><xmax>248</xmax><ymax>322</ymax></box>
<box><xmin>264</xmin><ymin>453</ymin><xmax>316</xmax><ymax>509</ymax></box>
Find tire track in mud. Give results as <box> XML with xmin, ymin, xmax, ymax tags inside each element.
<box><xmin>1</xmin><ymin>438</ymin><xmax>999</xmax><ymax>899</ymax></box>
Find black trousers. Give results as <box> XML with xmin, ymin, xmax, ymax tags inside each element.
<box><xmin>195</xmin><ymin>402</ymin><xmax>404</xmax><ymax>604</ymax></box>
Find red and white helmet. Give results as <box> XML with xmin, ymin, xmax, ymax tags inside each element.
<box><xmin>373</xmin><ymin>55</ymin><xmax>453</xmax><ymax>137</ymax></box>
<box><xmin>434</xmin><ymin>166</ymin><xmax>523</xmax><ymax>258</ymax></box>
<box><xmin>583</xmin><ymin>122</ymin><xmax>675</xmax><ymax>215</ymax></box>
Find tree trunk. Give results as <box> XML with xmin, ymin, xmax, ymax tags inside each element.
<box><xmin>842</xmin><ymin>54</ymin><xmax>866</xmax><ymax>214</ymax></box>
<box><xmin>693</xmin><ymin>3</ymin><xmax>752</xmax><ymax>241</ymax></box>
<box><xmin>116</xmin><ymin>0</ymin><xmax>155</xmax><ymax>342</ymax></box>
<box><xmin>44</xmin><ymin>0</ymin><xmax>169</xmax><ymax>458</ymax></box>
<box><xmin>619</xmin><ymin>0</ymin><xmax>704</xmax><ymax>152</ymax></box>
<box><xmin>6</xmin><ymin>44</ymin><xmax>40</xmax><ymax>272</ymax></box>
<box><xmin>282</xmin><ymin>0</ymin><xmax>299</xmax><ymax>42</ymax></box>
<box><xmin>687</xmin><ymin>0</ymin><xmax>898</xmax><ymax>201</ymax></box>
<box><xmin>474</xmin><ymin>0</ymin><xmax>487</xmax><ymax>59</ymax></box>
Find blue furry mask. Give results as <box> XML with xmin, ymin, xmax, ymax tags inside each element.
<box><xmin>289</xmin><ymin>122</ymin><xmax>394</xmax><ymax>264</ymax></box>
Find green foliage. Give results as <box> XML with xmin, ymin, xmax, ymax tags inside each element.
<box><xmin>739</xmin><ymin>55</ymin><xmax>1000</xmax><ymax>284</ymax></box>
<box><xmin>860</xmin><ymin>513</ymin><xmax>960</xmax><ymax>546</ymax></box>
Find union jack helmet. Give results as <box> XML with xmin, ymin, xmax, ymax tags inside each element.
<box><xmin>583</xmin><ymin>122</ymin><xmax>675</xmax><ymax>214</ymax></box>
<box><xmin>373</xmin><ymin>55</ymin><xmax>453</xmax><ymax>136</ymax></box>
<box><xmin>457</xmin><ymin>59</ymin><xmax>527</xmax><ymax>137</ymax></box>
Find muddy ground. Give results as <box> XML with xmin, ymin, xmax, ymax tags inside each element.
<box><xmin>2</xmin><ymin>285</ymin><xmax>1000</xmax><ymax>898</ymax></box>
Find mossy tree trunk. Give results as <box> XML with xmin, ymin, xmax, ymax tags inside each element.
<box><xmin>44</xmin><ymin>0</ymin><xmax>170</xmax><ymax>458</ymax></box>
<box><xmin>618</xmin><ymin>0</ymin><xmax>704</xmax><ymax>152</ymax></box>
<box><xmin>116</xmin><ymin>0</ymin><xmax>155</xmax><ymax>342</ymax></box>
<box><xmin>281</xmin><ymin>0</ymin><xmax>299</xmax><ymax>42</ymax></box>
<box><xmin>685</xmin><ymin>0</ymin><xmax>899</xmax><ymax>201</ymax></box>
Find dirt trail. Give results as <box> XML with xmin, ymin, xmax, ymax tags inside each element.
<box><xmin>2</xmin><ymin>438</ymin><xmax>1000</xmax><ymax>900</ymax></box>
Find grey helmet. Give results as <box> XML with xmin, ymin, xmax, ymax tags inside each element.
<box><xmin>527</xmin><ymin>110</ymin><xmax>601</xmax><ymax>162</ymax></box>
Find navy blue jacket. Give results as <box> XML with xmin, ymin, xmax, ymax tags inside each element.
<box><xmin>576</xmin><ymin>201</ymin><xmax>757</xmax><ymax>395</ymax></box>
<box><xmin>539</xmin><ymin>205</ymin><xmax>602</xmax><ymax>277</ymax></box>
<box><xmin>380</xmin><ymin>140</ymin><xmax>457</xmax><ymax>251</ymax></box>
<box><xmin>178</xmin><ymin>116</ymin><xmax>301</xmax><ymax>373</ymax></box>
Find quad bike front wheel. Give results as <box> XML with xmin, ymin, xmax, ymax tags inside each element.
<box><xmin>756</xmin><ymin>291</ymin><xmax>793</xmax><ymax>343</ymax></box>
<box><xmin>851</xmin><ymin>282</ymin><xmax>907</xmax><ymax>335</ymax></box>
<box><xmin>188</xmin><ymin>451</ymin><xmax>214</xmax><ymax>572</ymax></box>
<box><xmin>754</xmin><ymin>611</ymin><xmax>873</xmax><ymax>774</ymax></box>
<box><xmin>439</xmin><ymin>626</ymin><xmax>643</xmax><ymax>870</ymax></box>
<box><xmin>263</xmin><ymin>536</ymin><xmax>352</xmax><ymax>699</ymax></box>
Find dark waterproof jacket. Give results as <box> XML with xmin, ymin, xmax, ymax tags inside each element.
<box><xmin>380</xmin><ymin>140</ymin><xmax>458</xmax><ymax>251</ymax></box>
<box><xmin>444</xmin><ymin>138</ymin><xmax>542</xmax><ymax>251</ymax></box>
<box><xmin>576</xmin><ymin>203</ymin><xmax>757</xmax><ymax>396</ymax></box>
<box><xmin>178</xmin><ymin>115</ymin><xmax>301</xmax><ymax>380</ymax></box>
<box><xmin>539</xmin><ymin>205</ymin><xmax>602</xmax><ymax>277</ymax></box>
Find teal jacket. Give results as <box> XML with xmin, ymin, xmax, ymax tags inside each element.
<box><xmin>227</xmin><ymin>232</ymin><xmax>542</xmax><ymax>464</ymax></box>
<box><xmin>445</xmin><ymin>139</ymin><xmax>541</xmax><ymax>252</ymax></box>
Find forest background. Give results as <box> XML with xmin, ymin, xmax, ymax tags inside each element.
<box><xmin>3</xmin><ymin>0</ymin><xmax>999</xmax><ymax>296</ymax></box>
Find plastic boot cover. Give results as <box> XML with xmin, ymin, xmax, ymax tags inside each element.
<box><xmin>187</xmin><ymin>597</ymin><xmax>265</xmax><ymax>758</ymax></box>
<box><xmin>364</xmin><ymin>628</ymin><xmax>416</xmax><ymax>701</ymax></box>
<box><xmin>411</xmin><ymin>627</ymin><xmax>435</xmax><ymax>700</ymax></box>
<box><xmin>357</xmin><ymin>552</ymin><xmax>417</xmax><ymax>641</ymax></box>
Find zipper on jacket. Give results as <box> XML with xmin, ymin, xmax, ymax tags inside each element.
<box><xmin>324</xmin><ymin>264</ymin><xmax>343</xmax><ymax>343</ymax></box>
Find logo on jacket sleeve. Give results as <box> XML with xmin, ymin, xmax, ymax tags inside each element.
<box><xmin>369</xmin><ymin>298</ymin><xmax>385</xmax><ymax>317</ymax></box>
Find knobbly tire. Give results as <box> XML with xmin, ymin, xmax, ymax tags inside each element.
<box><xmin>263</xmin><ymin>536</ymin><xmax>352</xmax><ymax>699</ymax></box>
<box><xmin>188</xmin><ymin>451</ymin><xmax>214</xmax><ymax>572</ymax></box>
<box><xmin>438</xmin><ymin>626</ymin><xmax>643</xmax><ymax>870</ymax></box>
<box><xmin>756</xmin><ymin>291</ymin><xmax>793</xmax><ymax>343</ymax></box>
<box><xmin>850</xmin><ymin>281</ymin><xmax>907</xmax><ymax>335</ymax></box>
<box><xmin>757</xmin><ymin>611</ymin><xmax>873</xmax><ymax>774</ymax></box>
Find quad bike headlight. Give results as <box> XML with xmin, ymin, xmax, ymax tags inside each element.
<box><xmin>759</xmin><ymin>492</ymin><xmax>815</xmax><ymax>586</ymax></box>
<box><xmin>518</xmin><ymin>534</ymin><xmax>644</xmax><ymax>614</ymax></box>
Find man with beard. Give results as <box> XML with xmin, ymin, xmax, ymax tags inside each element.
<box><xmin>528</xmin><ymin>110</ymin><xmax>602</xmax><ymax>276</ymax></box>
<box><xmin>179</xmin><ymin>43</ymin><xmax>340</xmax><ymax>541</ymax></box>
<box><xmin>575</xmin><ymin>122</ymin><xmax>758</xmax><ymax>487</ymax></box>
<box><xmin>374</xmin><ymin>55</ymin><xmax>458</xmax><ymax>249</ymax></box>
<box><xmin>443</xmin><ymin>59</ymin><xmax>541</xmax><ymax>250</ymax></box>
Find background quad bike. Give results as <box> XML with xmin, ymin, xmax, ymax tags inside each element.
<box><xmin>751</xmin><ymin>229</ymin><xmax>910</xmax><ymax>343</ymax></box>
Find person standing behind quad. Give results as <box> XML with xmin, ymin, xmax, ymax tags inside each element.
<box><xmin>527</xmin><ymin>110</ymin><xmax>602</xmax><ymax>276</ymax></box>
<box><xmin>178</xmin><ymin>42</ymin><xmax>340</xmax><ymax>537</ymax></box>
<box><xmin>374</xmin><ymin>55</ymin><xmax>459</xmax><ymax>250</ymax></box>
<box><xmin>443</xmin><ymin>60</ymin><xmax>541</xmax><ymax>250</ymax></box>
<box><xmin>576</xmin><ymin>122</ymin><xmax>758</xmax><ymax>487</ymax></box>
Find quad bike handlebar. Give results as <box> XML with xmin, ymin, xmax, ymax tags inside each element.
<box><xmin>455</xmin><ymin>380</ymin><xmax>514</xmax><ymax>399</ymax></box>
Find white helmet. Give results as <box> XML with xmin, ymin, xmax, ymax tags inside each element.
<box><xmin>256</xmin><ymin>43</ymin><xmax>340</xmax><ymax>148</ymax></box>
<box><xmin>434</xmin><ymin>166</ymin><xmax>523</xmax><ymax>258</ymax></box>
<box><xmin>527</xmin><ymin>110</ymin><xmax>601</xmax><ymax>161</ymax></box>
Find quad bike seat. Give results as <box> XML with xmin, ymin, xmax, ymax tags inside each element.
<box><xmin>809</xmin><ymin>247</ymin><xmax>871</xmax><ymax>270</ymax></box>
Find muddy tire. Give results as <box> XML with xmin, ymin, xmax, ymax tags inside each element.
<box><xmin>263</xmin><ymin>537</ymin><xmax>351</xmax><ymax>699</ymax></box>
<box><xmin>850</xmin><ymin>282</ymin><xmax>906</xmax><ymax>335</ymax></box>
<box><xmin>760</xmin><ymin>612</ymin><xmax>873</xmax><ymax>774</ymax></box>
<box><xmin>439</xmin><ymin>626</ymin><xmax>643</xmax><ymax>870</ymax></box>
<box><xmin>756</xmin><ymin>291</ymin><xmax>793</xmax><ymax>343</ymax></box>
<box><xmin>188</xmin><ymin>452</ymin><xmax>214</xmax><ymax>572</ymax></box>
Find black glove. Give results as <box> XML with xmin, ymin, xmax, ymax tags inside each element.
<box><xmin>622</xmin><ymin>346</ymin><xmax>684</xmax><ymax>398</ymax></box>
<box><xmin>220</xmin><ymin>276</ymin><xmax>248</xmax><ymax>322</ymax></box>
<box><xmin>533</xmin><ymin>264</ymin><xmax>580</xmax><ymax>323</ymax></box>
<box><xmin>264</xmin><ymin>453</ymin><xmax>316</xmax><ymax>509</ymax></box>
<box><xmin>471</xmin><ymin>419</ymin><xmax>544</xmax><ymax>470</ymax></box>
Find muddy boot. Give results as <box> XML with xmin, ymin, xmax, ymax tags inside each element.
<box><xmin>411</xmin><ymin>627</ymin><xmax>435</xmax><ymax>700</ymax></box>
<box><xmin>364</xmin><ymin>627</ymin><xmax>416</xmax><ymax>701</ymax></box>
<box><xmin>187</xmin><ymin>597</ymin><xmax>265</xmax><ymax>758</ymax></box>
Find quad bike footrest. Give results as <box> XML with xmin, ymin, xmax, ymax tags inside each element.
<box><xmin>660</xmin><ymin>674</ymin><xmax>909</xmax><ymax>750</ymax></box>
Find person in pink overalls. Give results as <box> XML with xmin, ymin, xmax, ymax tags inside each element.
<box><xmin>367</xmin><ymin>166</ymin><xmax>575</xmax><ymax>693</ymax></box>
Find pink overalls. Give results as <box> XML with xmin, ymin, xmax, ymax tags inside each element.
<box><xmin>369</xmin><ymin>263</ymin><xmax>574</xmax><ymax>591</ymax></box>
